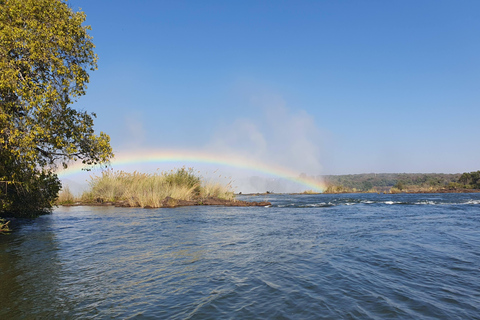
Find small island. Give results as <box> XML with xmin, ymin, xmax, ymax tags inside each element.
<box><xmin>57</xmin><ymin>167</ymin><xmax>271</xmax><ymax>208</ymax></box>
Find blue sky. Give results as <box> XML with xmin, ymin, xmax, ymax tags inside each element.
<box><xmin>69</xmin><ymin>0</ymin><xmax>480</xmax><ymax>176</ymax></box>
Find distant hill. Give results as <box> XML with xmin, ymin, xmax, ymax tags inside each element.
<box><xmin>321</xmin><ymin>173</ymin><xmax>462</xmax><ymax>192</ymax></box>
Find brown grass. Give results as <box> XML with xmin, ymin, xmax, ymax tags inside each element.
<box><xmin>80</xmin><ymin>167</ymin><xmax>235</xmax><ymax>208</ymax></box>
<box><xmin>302</xmin><ymin>190</ymin><xmax>320</xmax><ymax>194</ymax></box>
<box><xmin>56</xmin><ymin>185</ymin><xmax>77</xmax><ymax>205</ymax></box>
<box><xmin>323</xmin><ymin>185</ymin><xmax>355</xmax><ymax>194</ymax></box>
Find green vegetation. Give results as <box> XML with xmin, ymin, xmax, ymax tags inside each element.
<box><xmin>389</xmin><ymin>187</ymin><xmax>402</xmax><ymax>194</ymax></box>
<box><xmin>1</xmin><ymin>0</ymin><xmax>113</xmax><ymax>217</ymax></box>
<box><xmin>58</xmin><ymin>167</ymin><xmax>235</xmax><ymax>208</ymax></box>
<box><xmin>323</xmin><ymin>185</ymin><xmax>356</xmax><ymax>194</ymax></box>
<box><xmin>322</xmin><ymin>172</ymin><xmax>480</xmax><ymax>193</ymax></box>
<box><xmin>458</xmin><ymin>171</ymin><xmax>480</xmax><ymax>189</ymax></box>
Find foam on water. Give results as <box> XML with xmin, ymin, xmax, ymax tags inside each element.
<box><xmin>415</xmin><ymin>200</ymin><xmax>437</xmax><ymax>205</ymax></box>
<box><xmin>259</xmin><ymin>193</ymin><xmax>480</xmax><ymax>208</ymax></box>
<box><xmin>465</xmin><ymin>199</ymin><xmax>480</xmax><ymax>205</ymax></box>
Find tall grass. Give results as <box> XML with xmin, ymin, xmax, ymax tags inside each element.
<box><xmin>323</xmin><ymin>185</ymin><xmax>355</xmax><ymax>194</ymax></box>
<box><xmin>56</xmin><ymin>185</ymin><xmax>76</xmax><ymax>205</ymax></box>
<box><xmin>302</xmin><ymin>190</ymin><xmax>320</xmax><ymax>194</ymax></box>
<box><xmin>81</xmin><ymin>167</ymin><xmax>235</xmax><ymax>208</ymax></box>
<box><xmin>389</xmin><ymin>187</ymin><xmax>402</xmax><ymax>194</ymax></box>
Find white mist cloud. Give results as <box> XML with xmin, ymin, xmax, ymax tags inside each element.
<box><xmin>122</xmin><ymin>112</ymin><xmax>146</xmax><ymax>149</ymax></box>
<box><xmin>208</xmin><ymin>118</ymin><xmax>268</xmax><ymax>160</ymax></box>
<box><xmin>95</xmin><ymin>93</ymin><xmax>326</xmax><ymax>194</ymax></box>
<box><xmin>207</xmin><ymin>95</ymin><xmax>324</xmax><ymax>177</ymax></box>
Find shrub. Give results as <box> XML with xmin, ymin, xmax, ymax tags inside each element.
<box><xmin>1</xmin><ymin>171</ymin><xmax>61</xmax><ymax>218</ymax></box>
<box><xmin>389</xmin><ymin>187</ymin><xmax>402</xmax><ymax>194</ymax></box>
<box><xmin>164</xmin><ymin>167</ymin><xmax>201</xmax><ymax>194</ymax></box>
<box><xmin>394</xmin><ymin>181</ymin><xmax>405</xmax><ymax>190</ymax></box>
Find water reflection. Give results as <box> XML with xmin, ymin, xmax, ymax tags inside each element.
<box><xmin>0</xmin><ymin>216</ymin><xmax>72</xmax><ymax>318</ymax></box>
<box><xmin>47</xmin><ymin>206</ymin><xmax>212</xmax><ymax>318</ymax></box>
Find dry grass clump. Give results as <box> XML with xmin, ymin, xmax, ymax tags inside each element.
<box><xmin>302</xmin><ymin>190</ymin><xmax>320</xmax><ymax>194</ymax></box>
<box><xmin>200</xmin><ymin>181</ymin><xmax>235</xmax><ymax>200</ymax></box>
<box><xmin>81</xmin><ymin>167</ymin><xmax>235</xmax><ymax>207</ymax></box>
<box><xmin>323</xmin><ymin>185</ymin><xmax>355</xmax><ymax>194</ymax></box>
<box><xmin>389</xmin><ymin>187</ymin><xmax>402</xmax><ymax>194</ymax></box>
<box><xmin>402</xmin><ymin>185</ymin><xmax>441</xmax><ymax>193</ymax></box>
<box><xmin>56</xmin><ymin>185</ymin><xmax>77</xmax><ymax>205</ymax></box>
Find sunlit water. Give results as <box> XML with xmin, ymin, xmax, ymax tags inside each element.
<box><xmin>1</xmin><ymin>193</ymin><xmax>480</xmax><ymax>319</ymax></box>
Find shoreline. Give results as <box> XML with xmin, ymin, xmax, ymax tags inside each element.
<box><xmin>240</xmin><ymin>189</ymin><xmax>480</xmax><ymax>196</ymax></box>
<box><xmin>59</xmin><ymin>196</ymin><xmax>271</xmax><ymax>209</ymax></box>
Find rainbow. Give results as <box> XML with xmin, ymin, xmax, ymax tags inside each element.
<box><xmin>57</xmin><ymin>150</ymin><xmax>325</xmax><ymax>192</ymax></box>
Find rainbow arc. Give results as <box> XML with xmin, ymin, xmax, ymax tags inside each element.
<box><xmin>57</xmin><ymin>150</ymin><xmax>325</xmax><ymax>192</ymax></box>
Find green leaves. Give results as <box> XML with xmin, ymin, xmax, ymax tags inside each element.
<box><xmin>458</xmin><ymin>171</ymin><xmax>480</xmax><ymax>189</ymax></box>
<box><xmin>1</xmin><ymin>0</ymin><xmax>113</xmax><ymax>216</ymax></box>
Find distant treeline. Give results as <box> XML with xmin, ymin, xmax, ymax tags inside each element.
<box><xmin>321</xmin><ymin>172</ymin><xmax>480</xmax><ymax>192</ymax></box>
<box><xmin>458</xmin><ymin>171</ymin><xmax>480</xmax><ymax>189</ymax></box>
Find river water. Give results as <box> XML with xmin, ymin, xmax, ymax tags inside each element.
<box><xmin>1</xmin><ymin>193</ymin><xmax>479</xmax><ymax>319</ymax></box>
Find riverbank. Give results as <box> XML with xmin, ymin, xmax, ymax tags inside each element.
<box><xmin>321</xmin><ymin>185</ymin><xmax>480</xmax><ymax>194</ymax></box>
<box><xmin>241</xmin><ymin>188</ymin><xmax>480</xmax><ymax>196</ymax></box>
<box><xmin>321</xmin><ymin>171</ymin><xmax>480</xmax><ymax>194</ymax></box>
<box><xmin>398</xmin><ymin>188</ymin><xmax>480</xmax><ymax>194</ymax></box>
<box><xmin>60</xmin><ymin>196</ymin><xmax>271</xmax><ymax>208</ymax></box>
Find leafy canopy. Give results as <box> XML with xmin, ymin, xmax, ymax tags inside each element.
<box><xmin>0</xmin><ymin>0</ymin><xmax>113</xmax><ymax>216</ymax></box>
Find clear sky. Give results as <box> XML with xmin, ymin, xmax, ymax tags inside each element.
<box><xmin>68</xmin><ymin>0</ymin><xmax>479</xmax><ymax>177</ymax></box>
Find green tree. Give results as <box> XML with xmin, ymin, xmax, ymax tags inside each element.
<box><xmin>459</xmin><ymin>172</ymin><xmax>471</xmax><ymax>186</ymax></box>
<box><xmin>362</xmin><ymin>181</ymin><xmax>373</xmax><ymax>191</ymax></box>
<box><xmin>394</xmin><ymin>181</ymin><xmax>405</xmax><ymax>190</ymax></box>
<box><xmin>458</xmin><ymin>171</ymin><xmax>480</xmax><ymax>189</ymax></box>
<box><xmin>0</xmin><ymin>0</ymin><xmax>113</xmax><ymax>217</ymax></box>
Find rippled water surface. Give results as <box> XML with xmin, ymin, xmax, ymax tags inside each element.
<box><xmin>1</xmin><ymin>193</ymin><xmax>480</xmax><ymax>319</ymax></box>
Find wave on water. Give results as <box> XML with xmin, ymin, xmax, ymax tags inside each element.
<box><xmin>277</xmin><ymin>202</ymin><xmax>336</xmax><ymax>208</ymax></box>
<box><xmin>415</xmin><ymin>200</ymin><xmax>437</xmax><ymax>205</ymax></box>
<box><xmin>258</xmin><ymin>193</ymin><xmax>480</xmax><ymax>209</ymax></box>
<box><xmin>465</xmin><ymin>199</ymin><xmax>480</xmax><ymax>205</ymax></box>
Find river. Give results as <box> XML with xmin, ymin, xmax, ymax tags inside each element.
<box><xmin>1</xmin><ymin>193</ymin><xmax>479</xmax><ymax>319</ymax></box>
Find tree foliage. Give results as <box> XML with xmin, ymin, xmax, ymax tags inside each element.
<box><xmin>0</xmin><ymin>0</ymin><xmax>113</xmax><ymax>216</ymax></box>
<box><xmin>322</xmin><ymin>173</ymin><xmax>463</xmax><ymax>191</ymax></box>
<box><xmin>458</xmin><ymin>171</ymin><xmax>480</xmax><ymax>189</ymax></box>
<box><xmin>323</xmin><ymin>172</ymin><xmax>480</xmax><ymax>192</ymax></box>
